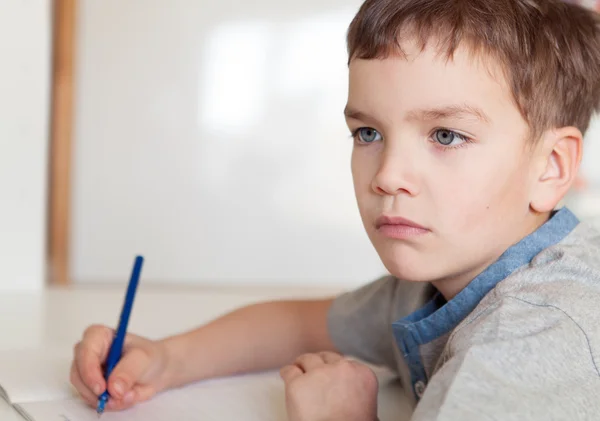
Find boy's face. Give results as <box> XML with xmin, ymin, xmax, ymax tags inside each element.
<box><xmin>346</xmin><ymin>41</ymin><xmax>547</xmax><ymax>298</ymax></box>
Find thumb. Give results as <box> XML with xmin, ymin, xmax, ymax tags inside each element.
<box><xmin>107</xmin><ymin>348</ymin><xmax>151</xmax><ymax>399</ymax></box>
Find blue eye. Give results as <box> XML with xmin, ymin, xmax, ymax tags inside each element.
<box><xmin>355</xmin><ymin>127</ymin><xmax>382</xmax><ymax>143</ymax></box>
<box><xmin>432</xmin><ymin>129</ymin><xmax>467</xmax><ymax>146</ymax></box>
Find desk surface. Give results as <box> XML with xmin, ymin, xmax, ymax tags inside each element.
<box><xmin>0</xmin><ymin>285</ymin><xmax>411</xmax><ymax>420</ymax></box>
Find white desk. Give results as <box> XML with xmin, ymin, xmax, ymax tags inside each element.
<box><xmin>0</xmin><ymin>285</ymin><xmax>412</xmax><ymax>420</ymax></box>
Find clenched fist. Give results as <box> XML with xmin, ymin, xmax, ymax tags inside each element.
<box><xmin>280</xmin><ymin>352</ymin><xmax>379</xmax><ymax>421</ymax></box>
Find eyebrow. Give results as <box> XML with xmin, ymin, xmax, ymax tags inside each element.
<box><xmin>344</xmin><ymin>104</ymin><xmax>491</xmax><ymax>125</ymax></box>
<box><xmin>343</xmin><ymin>107</ymin><xmax>383</xmax><ymax>127</ymax></box>
<box><xmin>406</xmin><ymin>105</ymin><xmax>491</xmax><ymax>124</ymax></box>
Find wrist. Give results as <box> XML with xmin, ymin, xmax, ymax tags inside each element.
<box><xmin>158</xmin><ymin>333</ymin><xmax>191</xmax><ymax>390</ymax></box>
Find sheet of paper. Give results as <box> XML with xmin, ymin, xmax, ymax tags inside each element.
<box><xmin>0</xmin><ymin>402</ymin><xmax>26</xmax><ymax>421</ymax></box>
<box><xmin>17</xmin><ymin>372</ymin><xmax>288</xmax><ymax>421</ymax></box>
<box><xmin>0</xmin><ymin>346</ymin><xmax>76</xmax><ymax>404</ymax></box>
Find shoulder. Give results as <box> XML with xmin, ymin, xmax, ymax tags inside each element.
<box><xmin>532</xmin><ymin>219</ymin><xmax>600</xmax><ymax>271</ymax></box>
<box><xmin>439</xmin><ymin>292</ymin><xmax>600</xmax><ymax>394</ymax></box>
<box><xmin>417</xmin><ymin>294</ymin><xmax>600</xmax><ymax>420</ymax></box>
<box><xmin>527</xmin><ymin>219</ymin><xmax>600</xmax><ymax>281</ymax></box>
<box><xmin>437</xmin><ymin>220</ymin><xmax>600</xmax><ymax>382</ymax></box>
<box><xmin>450</xmin><ymin>294</ymin><xmax>596</xmax><ymax>354</ymax></box>
<box><xmin>470</xmin><ymin>220</ymin><xmax>600</xmax><ymax>337</ymax></box>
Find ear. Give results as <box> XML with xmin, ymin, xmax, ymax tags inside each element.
<box><xmin>530</xmin><ymin>126</ymin><xmax>583</xmax><ymax>213</ymax></box>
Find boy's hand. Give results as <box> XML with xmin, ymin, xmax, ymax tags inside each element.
<box><xmin>69</xmin><ymin>324</ymin><xmax>175</xmax><ymax>411</ymax></box>
<box><xmin>280</xmin><ymin>352</ymin><xmax>379</xmax><ymax>421</ymax></box>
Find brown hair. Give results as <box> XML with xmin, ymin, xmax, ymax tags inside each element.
<box><xmin>347</xmin><ymin>0</ymin><xmax>600</xmax><ymax>140</ymax></box>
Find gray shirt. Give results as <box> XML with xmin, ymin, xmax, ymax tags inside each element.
<box><xmin>328</xmin><ymin>207</ymin><xmax>600</xmax><ymax>420</ymax></box>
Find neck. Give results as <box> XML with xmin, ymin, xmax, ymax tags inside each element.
<box><xmin>432</xmin><ymin>210</ymin><xmax>552</xmax><ymax>301</ymax></box>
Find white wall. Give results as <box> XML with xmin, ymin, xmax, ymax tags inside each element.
<box><xmin>0</xmin><ymin>1</ymin><xmax>51</xmax><ymax>290</ymax></box>
<box><xmin>580</xmin><ymin>115</ymin><xmax>600</xmax><ymax>185</ymax></box>
<box><xmin>71</xmin><ymin>0</ymin><xmax>386</xmax><ymax>287</ymax></box>
<box><xmin>71</xmin><ymin>1</ymin><xmax>600</xmax><ymax>287</ymax></box>
<box><xmin>564</xmin><ymin>114</ymin><xmax>600</xmax><ymax>222</ymax></box>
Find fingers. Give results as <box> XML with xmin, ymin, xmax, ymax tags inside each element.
<box><xmin>294</xmin><ymin>353</ymin><xmax>326</xmax><ymax>372</ymax></box>
<box><xmin>107</xmin><ymin>347</ymin><xmax>151</xmax><ymax>400</ymax></box>
<box><xmin>70</xmin><ymin>325</ymin><xmax>157</xmax><ymax>412</ymax></box>
<box><xmin>280</xmin><ymin>351</ymin><xmax>344</xmax><ymax>383</ymax></box>
<box><xmin>280</xmin><ymin>365</ymin><xmax>303</xmax><ymax>383</ymax></box>
<box><xmin>73</xmin><ymin>325</ymin><xmax>114</xmax><ymax>396</ymax></box>
<box><xmin>105</xmin><ymin>389</ymin><xmax>137</xmax><ymax>411</ymax></box>
<box><xmin>318</xmin><ymin>351</ymin><xmax>343</xmax><ymax>364</ymax></box>
<box><xmin>105</xmin><ymin>382</ymin><xmax>157</xmax><ymax>411</ymax></box>
<box><xmin>69</xmin><ymin>360</ymin><xmax>99</xmax><ymax>408</ymax></box>
<box><xmin>294</xmin><ymin>352</ymin><xmax>344</xmax><ymax>372</ymax></box>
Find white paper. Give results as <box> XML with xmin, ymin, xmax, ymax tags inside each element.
<box><xmin>0</xmin><ymin>347</ymin><xmax>76</xmax><ymax>404</ymax></box>
<box><xmin>18</xmin><ymin>372</ymin><xmax>288</xmax><ymax>421</ymax></box>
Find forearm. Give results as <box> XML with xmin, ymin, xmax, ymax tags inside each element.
<box><xmin>161</xmin><ymin>298</ymin><xmax>336</xmax><ymax>388</ymax></box>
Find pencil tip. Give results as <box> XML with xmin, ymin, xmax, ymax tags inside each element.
<box><xmin>96</xmin><ymin>399</ymin><xmax>106</xmax><ymax>417</ymax></box>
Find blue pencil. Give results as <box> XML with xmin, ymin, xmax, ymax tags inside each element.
<box><xmin>96</xmin><ymin>255</ymin><xmax>144</xmax><ymax>417</ymax></box>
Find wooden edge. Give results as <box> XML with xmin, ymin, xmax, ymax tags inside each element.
<box><xmin>48</xmin><ymin>0</ymin><xmax>77</xmax><ymax>286</ymax></box>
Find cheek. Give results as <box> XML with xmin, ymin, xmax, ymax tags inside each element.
<box><xmin>351</xmin><ymin>149</ymin><xmax>383</xmax><ymax>224</ymax></box>
<box><xmin>351</xmin><ymin>149</ymin><xmax>374</xmax><ymax>193</ymax></box>
<box><xmin>350</xmin><ymin>151</ymin><xmax>368</xmax><ymax>210</ymax></box>
<box><xmin>435</xmin><ymin>150</ymin><xmax>531</xmax><ymax>226</ymax></box>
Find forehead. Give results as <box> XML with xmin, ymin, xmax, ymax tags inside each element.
<box><xmin>347</xmin><ymin>41</ymin><xmax>519</xmax><ymax>126</ymax></box>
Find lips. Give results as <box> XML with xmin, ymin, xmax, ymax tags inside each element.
<box><xmin>375</xmin><ymin>215</ymin><xmax>430</xmax><ymax>240</ymax></box>
<box><xmin>375</xmin><ymin>215</ymin><xmax>428</xmax><ymax>230</ymax></box>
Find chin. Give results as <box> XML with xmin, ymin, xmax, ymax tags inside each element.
<box><xmin>381</xmin><ymin>259</ymin><xmax>435</xmax><ymax>283</ymax></box>
<box><xmin>375</xmin><ymin>245</ymin><xmax>438</xmax><ymax>283</ymax></box>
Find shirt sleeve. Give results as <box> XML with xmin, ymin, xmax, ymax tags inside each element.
<box><xmin>410</xmin><ymin>298</ymin><xmax>600</xmax><ymax>421</ymax></box>
<box><xmin>327</xmin><ymin>275</ymin><xmax>433</xmax><ymax>371</ymax></box>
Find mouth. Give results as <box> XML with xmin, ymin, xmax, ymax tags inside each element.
<box><xmin>375</xmin><ymin>215</ymin><xmax>430</xmax><ymax>239</ymax></box>
<box><xmin>375</xmin><ymin>215</ymin><xmax>427</xmax><ymax>229</ymax></box>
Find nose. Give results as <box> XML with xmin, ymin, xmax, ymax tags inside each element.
<box><xmin>371</xmin><ymin>148</ymin><xmax>420</xmax><ymax>196</ymax></box>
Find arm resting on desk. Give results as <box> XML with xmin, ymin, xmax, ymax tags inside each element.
<box><xmin>161</xmin><ymin>298</ymin><xmax>337</xmax><ymax>389</ymax></box>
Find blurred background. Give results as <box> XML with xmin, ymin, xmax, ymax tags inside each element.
<box><xmin>1</xmin><ymin>0</ymin><xmax>599</xmax><ymax>291</ymax></box>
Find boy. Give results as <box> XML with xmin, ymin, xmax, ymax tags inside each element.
<box><xmin>70</xmin><ymin>0</ymin><xmax>600</xmax><ymax>419</ymax></box>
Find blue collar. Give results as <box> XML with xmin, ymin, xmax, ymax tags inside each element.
<box><xmin>392</xmin><ymin>207</ymin><xmax>580</xmax><ymax>346</ymax></box>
